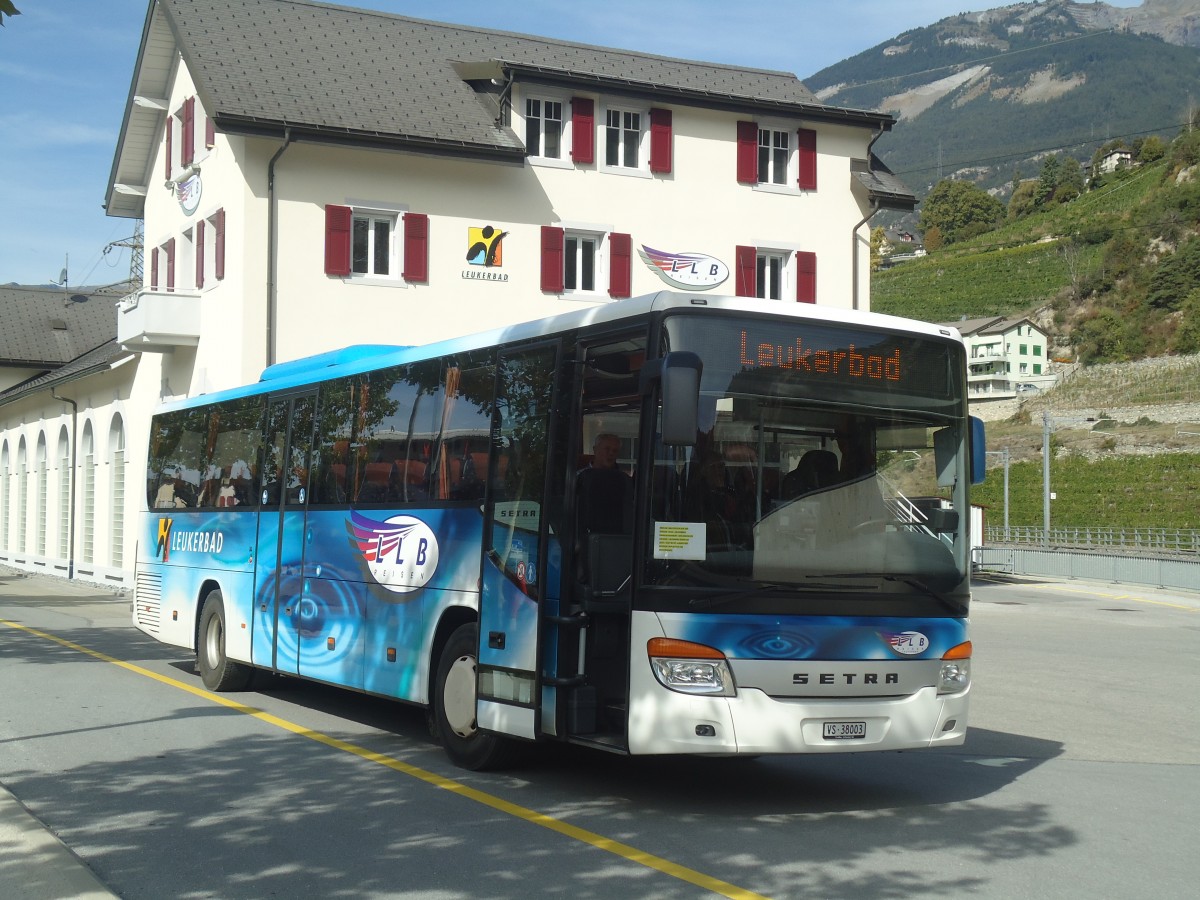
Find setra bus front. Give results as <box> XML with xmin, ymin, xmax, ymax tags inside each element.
<box><xmin>616</xmin><ymin>309</ymin><xmax>982</xmax><ymax>755</ymax></box>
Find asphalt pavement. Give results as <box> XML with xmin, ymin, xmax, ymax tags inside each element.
<box><xmin>1</xmin><ymin>567</ymin><xmax>122</xmax><ymax>899</ymax></box>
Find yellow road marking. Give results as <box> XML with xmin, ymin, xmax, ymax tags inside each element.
<box><xmin>1</xmin><ymin>616</ymin><xmax>769</xmax><ymax>900</ymax></box>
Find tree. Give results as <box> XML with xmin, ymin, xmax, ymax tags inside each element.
<box><xmin>918</xmin><ymin>179</ymin><xmax>1004</xmax><ymax>245</ymax></box>
<box><xmin>0</xmin><ymin>2</ymin><xmax>19</xmax><ymax>26</ymax></box>
<box><xmin>869</xmin><ymin>226</ymin><xmax>885</xmax><ymax>271</ymax></box>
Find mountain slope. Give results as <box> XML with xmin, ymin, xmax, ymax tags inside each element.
<box><xmin>807</xmin><ymin>1</ymin><xmax>1200</xmax><ymax>197</ymax></box>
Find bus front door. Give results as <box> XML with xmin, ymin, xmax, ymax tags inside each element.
<box><xmin>252</xmin><ymin>391</ymin><xmax>316</xmax><ymax>675</ymax></box>
<box><xmin>476</xmin><ymin>343</ymin><xmax>559</xmax><ymax>742</ymax></box>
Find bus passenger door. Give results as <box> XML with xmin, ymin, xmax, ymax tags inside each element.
<box><xmin>252</xmin><ymin>391</ymin><xmax>316</xmax><ymax>675</ymax></box>
<box><xmin>476</xmin><ymin>343</ymin><xmax>560</xmax><ymax>742</ymax></box>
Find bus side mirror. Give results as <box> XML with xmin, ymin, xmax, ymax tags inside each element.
<box><xmin>970</xmin><ymin>416</ymin><xmax>986</xmax><ymax>485</ymax></box>
<box><xmin>658</xmin><ymin>352</ymin><xmax>702</xmax><ymax>446</ymax></box>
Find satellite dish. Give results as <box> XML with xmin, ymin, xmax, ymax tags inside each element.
<box><xmin>68</xmin><ymin>294</ymin><xmax>90</xmax><ymax>304</ymax></box>
<box><xmin>57</xmin><ymin>268</ymin><xmax>67</xmax><ymax>285</ymax></box>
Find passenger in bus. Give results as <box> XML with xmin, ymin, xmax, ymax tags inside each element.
<box><xmin>576</xmin><ymin>433</ymin><xmax>632</xmax><ymax>537</ymax></box>
<box><xmin>782</xmin><ymin>449</ymin><xmax>840</xmax><ymax>500</ymax></box>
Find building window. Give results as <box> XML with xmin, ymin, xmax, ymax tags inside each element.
<box><xmin>759</xmin><ymin>128</ymin><xmax>790</xmax><ymax>185</ymax></box>
<box><xmin>35</xmin><ymin>435</ymin><xmax>47</xmax><ymax>557</ymax></box>
<box><xmin>1</xmin><ymin>441</ymin><xmax>9</xmax><ymax>552</ymax></box>
<box><xmin>737</xmin><ymin>122</ymin><xmax>817</xmax><ymax>190</ymax></box>
<box><xmin>81</xmin><ymin>426</ymin><xmax>94</xmax><ymax>565</ymax></box>
<box><xmin>57</xmin><ymin>428</ymin><xmax>69</xmax><ymax>559</ymax></box>
<box><xmin>1034</xmin><ymin>345</ymin><xmax>1043</xmax><ymax>356</ymax></box>
<box><xmin>325</xmin><ymin>205</ymin><xmax>426</xmax><ymax>282</ymax></box>
<box><xmin>353</xmin><ymin>213</ymin><xmax>394</xmax><ymax>276</ymax></box>
<box><xmin>525</xmin><ymin>96</ymin><xmax>564</xmax><ymax>160</ymax></box>
<box><xmin>110</xmin><ymin>417</ymin><xmax>125</xmax><ymax>568</ymax></box>
<box><xmin>756</xmin><ymin>251</ymin><xmax>786</xmax><ymax>300</ymax></box>
<box><xmin>1034</xmin><ymin>364</ymin><xmax>1042</xmax><ymax>375</ymax></box>
<box><xmin>540</xmin><ymin>225</ymin><xmax>632</xmax><ymax>297</ymax></box>
<box><xmin>735</xmin><ymin>245</ymin><xmax>817</xmax><ymax>303</ymax></box>
<box><xmin>605</xmin><ymin>107</ymin><xmax>643</xmax><ymax>170</ymax></box>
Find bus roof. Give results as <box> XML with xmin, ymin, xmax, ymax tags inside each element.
<box><xmin>154</xmin><ymin>291</ymin><xmax>963</xmax><ymax>412</ymax></box>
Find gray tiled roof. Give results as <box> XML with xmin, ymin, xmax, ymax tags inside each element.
<box><xmin>162</xmin><ymin>0</ymin><xmax>892</xmax><ymax>154</ymax></box>
<box><xmin>0</xmin><ymin>340</ymin><xmax>129</xmax><ymax>407</ymax></box>
<box><xmin>0</xmin><ymin>286</ymin><xmax>122</xmax><ymax>367</ymax></box>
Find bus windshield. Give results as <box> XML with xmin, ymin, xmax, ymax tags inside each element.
<box><xmin>647</xmin><ymin>313</ymin><xmax>971</xmax><ymax>607</ymax></box>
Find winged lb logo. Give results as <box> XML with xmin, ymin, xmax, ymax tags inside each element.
<box><xmin>348</xmin><ymin>511</ymin><xmax>440</xmax><ymax>594</ymax></box>
<box><xmin>884</xmin><ymin>630</ymin><xmax>930</xmax><ymax>656</ymax></box>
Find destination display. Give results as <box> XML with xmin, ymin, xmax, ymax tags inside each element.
<box><xmin>665</xmin><ymin>315</ymin><xmax>962</xmax><ymax>401</ymax></box>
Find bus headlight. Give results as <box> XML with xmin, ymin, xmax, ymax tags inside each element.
<box><xmin>938</xmin><ymin>641</ymin><xmax>972</xmax><ymax>694</ymax></box>
<box><xmin>647</xmin><ymin>638</ymin><xmax>736</xmax><ymax>697</ymax></box>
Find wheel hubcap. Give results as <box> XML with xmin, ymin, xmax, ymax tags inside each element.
<box><xmin>443</xmin><ymin>654</ymin><xmax>477</xmax><ymax>739</ymax></box>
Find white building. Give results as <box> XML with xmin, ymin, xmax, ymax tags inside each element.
<box><xmin>0</xmin><ymin>0</ymin><xmax>913</xmax><ymax>585</ymax></box>
<box><xmin>950</xmin><ymin>315</ymin><xmax>1052</xmax><ymax>400</ymax></box>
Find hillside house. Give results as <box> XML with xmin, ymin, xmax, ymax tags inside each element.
<box><xmin>949</xmin><ymin>315</ymin><xmax>1052</xmax><ymax>400</ymax></box>
<box><xmin>0</xmin><ymin>0</ymin><xmax>913</xmax><ymax>585</ymax></box>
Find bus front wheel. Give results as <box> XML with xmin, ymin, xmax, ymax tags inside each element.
<box><xmin>197</xmin><ymin>591</ymin><xmax>253</xmax><ymax>691</ymax></box>
<box><xmin>432</xmin><ymin>623</ymin><xmax>519</xmax><ymax>770</ymax></box>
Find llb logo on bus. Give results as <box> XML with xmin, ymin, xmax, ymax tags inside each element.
<box><xmin>348</xmin><ymin>511</ymin><xmax>440</xmax><ymax>594</ymax></box>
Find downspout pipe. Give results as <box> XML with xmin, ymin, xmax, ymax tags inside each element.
<box><xmin>851</xmin><ymin>125</ymin><xmax>888</xmax><ymax>311</ymax></box>
<box><xmin>50</xmin><ymin>388</ymin><xmax>77</xmax><ymax>580</ymax></box>
<box><xmin>266</xmin><ymin>127</ymin><xmax>294</xmax><ymax>368</ymax></box>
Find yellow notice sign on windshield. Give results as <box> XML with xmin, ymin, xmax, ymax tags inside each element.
<box><xmin>653</xmin><ymin>522</ymin><xmax>707</xmax><ymax>560</ymax></box>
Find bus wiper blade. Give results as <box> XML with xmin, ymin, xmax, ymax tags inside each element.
<box><xmin>821</xmin><ymin>573</ymin><xmax>968</xmax><ymax>616</ymax></box>
<box><xmin>688</xmin><ymin>581</ymin><xmax>857</xmax><ymax>609</ymax></box>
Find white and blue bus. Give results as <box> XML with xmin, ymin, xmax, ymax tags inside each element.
<box><xmin>132</xmin><ymin>292</ymin><xmax>984</xmax><ymax>769</ymax></box>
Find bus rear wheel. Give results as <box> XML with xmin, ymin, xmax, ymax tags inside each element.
<box><xmin>198</xmin><ymin>590</ymin><xmax>253</xmax><ymax>691</ymax></box>
<box><xmin>432</xmin><ymin>623</ymin><xmax>519</xmax><ymax>770</ymax></box>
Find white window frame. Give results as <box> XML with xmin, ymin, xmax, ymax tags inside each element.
<box><xmin>344</xmin><ymin>200</ymin><xmax>408</xmax><ymax>286</ymax></box>
<box><xmin>600</xmin><ymin>101</ymin><xmax>650</xmax><ymax>178</ymax></box>
<box><xmin>750</xmin><ymin>238</ymin><xmax>804</xmax><ymax>301</ymax></box>
<box><xmin>754</xmin><ymin>118</ymin><xmax>799</xmax><ymax>196</ymax></box>
<box><xmin>522</xmin><ymin>89</ymin><xmax>571</xmax><ymax>169</ymax></box>
<box><xmin>560</xmin><ymin>222</ymin><xmax>612</xmax><ymax>298</ymax></box>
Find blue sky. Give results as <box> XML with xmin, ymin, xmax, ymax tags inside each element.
<box><xmin>0</xmin><ymin>0</ymin><xmax>1144</xmax><ymax>287</ymax></box>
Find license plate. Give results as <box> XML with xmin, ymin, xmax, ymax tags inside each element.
<box><xmin>823</xmin><ymin>721</ymin><xmax>866</xmax><ymax>740</ymax></box>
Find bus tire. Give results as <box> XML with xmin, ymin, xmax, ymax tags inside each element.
<box><xmin>432</xmin><ymin>623</ymin><xmax>519</xmax><ymax>771</ymax></box>
<box><xmin>197</xmin><ymin>590</ymin><xmax>253</xmax><ymax>692</ymax></box>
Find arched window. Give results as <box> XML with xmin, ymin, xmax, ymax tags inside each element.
<box><xmin>57</xmin><ymin>426</ymin><xmax>71</xmax><ymax>559</ymax></box>
<box><xmin>81</xmin><ymin>423</ymin><xmax>95</xmax><ymax>565</ymax></box>
<box><xmin>36</xmin><ymin>433</ymin><xmax>48</xmax><ymax>556</ymax></box>
<box><xmin>109</xmin><ymin>416</ymin><xmax>126</xmax><ymax>567</ymax></box>
<box><xmin>17</xmin><ymin>437</ymin><xmax>28</xmax><ymax>553</ymax></box>
<box><xmin>0</xmin><ymin>440</ymin><xmax>9</xmax><ymax>552</ymax></box>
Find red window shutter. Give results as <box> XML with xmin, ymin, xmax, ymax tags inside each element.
<box><xmin>402</xmin><ymin>212</ymin><xmax>429</xmax><ymax>283</ymax></box>
<box><xmin>166</xmin><ymin>238</ymin><xmax>176</xmax><ymax>293</ymax></box>
<box><xmin>151</xmin><ymin>247</ymin><xmax>159</xmax><ymax>290</ymax></box>
<box><xmin>736</xmin><ymin>121</ymin><xmax>757</xmax><ymax>184</ymax></box>
<box><xmin>571</xmin><ymin>98</ymin><xmax>594</xmax><ymax>164</ymax></box>
<box><xmin>182</xmin><ymin>97</ymin><xmax>195</xmax><ymax>166</ymax></box>
<box><xmin>609</xmin><ymin>232</ymin><xmax>632</xmax><ymax>298</ymax></box>
<box><xmin>796</xmin><ymin>251</ymin><xmax>817</xmax><ymax>304</ymax></box>
<box><xmin>735</xmin><ymin>245</ymin><xmax>756</xmax><ymax>297</ymax></box>
<box><xmin>214</xmin><ymin>208</ymin><xmax>226</xmax><ymax>280</ymax></box>
<box><xmin>324</xmin><ymin>205</ymin><xmax>352</xmax><ymax>276</ymax></box>
<box><xmin>164</xmin><ymin>117</ymin><xmax>173</xmax><ymax>180</ymax></box>
<box><xmin>649</xmin><ymin>108</ymin><xmax>672</xmax><ymax>174</ymax></box>
<box><xmin>797</xmin><ymin>128</ymin><xmax>817</xmax><ymax>191</ymax></box>
<box><xmin>195</xmin><ymin>218</ymin><xmax>206</xmax><ymax>289</ymax></box>
<box><xmin>540</xmin><ymin>226</ymin><xmax>565</xmax><ymax>293</ymax></box>
<box><xmin>205</xmin><ymin>115</ymin><xmax>215</xmax><ymax>149</ymax></box>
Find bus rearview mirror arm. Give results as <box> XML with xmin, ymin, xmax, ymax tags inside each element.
<box><xmin>641</xmin><ymin>351</ymin><xmax>703</xmax><ymax>446</ymax></box>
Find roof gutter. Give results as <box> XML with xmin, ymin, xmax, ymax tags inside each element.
<box><xmin>852</xmin><ymin>126</ymin><xmax>888</xmax><ymax>311</ymax></box>
<box><xmin>266</xmin><ymin>127</ymin><xmax>293</xmax><ymax>368</ymax></box>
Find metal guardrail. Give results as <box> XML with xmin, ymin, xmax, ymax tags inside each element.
<box><xmin>974</xmin><ymin>543</ymin><xmax>1200</xmax><ymax>593</ymax></box>
<box><xmin>985</xmin><ymin>526</ymin><xmax>1200</xmax><ymax>555</ymax></box>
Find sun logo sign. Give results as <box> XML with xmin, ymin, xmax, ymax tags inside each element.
<box><xmin>348</xmin><ymin>511</ymin><xmax>440</xmax><ymax>594</ymax></box>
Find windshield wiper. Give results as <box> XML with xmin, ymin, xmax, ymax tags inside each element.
<box><xmin>820</xmin><ymin>573</ymin><xmax>967</xmax><ymax>616</ymax></box>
